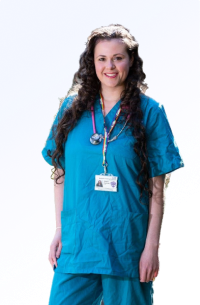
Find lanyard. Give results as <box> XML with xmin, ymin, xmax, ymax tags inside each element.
<box><xmin>98</xmin><ymin>92</ymin><xmax>122</xmax><ymax>174</ymax></box>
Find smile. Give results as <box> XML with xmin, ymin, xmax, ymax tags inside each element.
<box><xmin>104</xmin><ymin>73</ymin><xmax>118</xmax><ymax>78</ymax></box>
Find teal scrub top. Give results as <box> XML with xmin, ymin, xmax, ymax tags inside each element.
<box><xmin>42</xmin><ymin>93</ymin><xmax>184</xmax><ymax>278</ymax></box>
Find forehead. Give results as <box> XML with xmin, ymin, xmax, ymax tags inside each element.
<box><xmin>94</xmin><ymin>38</ymin><xmax>127</xmax><ymax>56</ymax></box>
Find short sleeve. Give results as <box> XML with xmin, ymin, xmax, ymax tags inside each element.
<box><xmin>145</xmin><ymin>101</ymin><xmax>184</xmax><ymax>178</ymax></box>
<box><xmin>41</xmin><ymin>95</ymin><xmax>75</xmax><ymax>169</ymax></box>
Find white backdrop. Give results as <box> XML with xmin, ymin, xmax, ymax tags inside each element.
<box><xmin>0</xmin><ymin>0</ymin><xmax>199</xmax><ymax>304</ymax></box>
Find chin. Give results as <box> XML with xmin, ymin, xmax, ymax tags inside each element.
<box><xmin>102</xmin><ymin>83</ymin><xmax>122</xmax><ymax>89</ymax></box>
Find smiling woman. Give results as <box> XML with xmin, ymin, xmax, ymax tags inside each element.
<box><xmin>94</xmin><ymin>39</ymin><xmax>133</xmax><ymax>87</ymax></box>
<box><xmin>94</xmin><ymin>39</ymin><xmax>134</xmax><ymax>117</ymax></box>
<box><xmin>41</xmin><ymin>24</ymin><xmax>184</xmax><ymax>305</ymax></box>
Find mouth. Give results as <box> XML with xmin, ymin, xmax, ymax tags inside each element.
<box><xmin>104</xmin><ymin>73</ymin><xmax>118</xmax><ymax>79</ymax></box>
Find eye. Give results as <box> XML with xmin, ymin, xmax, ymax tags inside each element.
<box><xmin>98</xmin><ymin>58</ymin><xmax>105</xmax><ymax>61</ymax></box>
<box><xmin>114</xmin><ymin>56</ymin><xmax>123</xmax><ymax>61</ymax></box>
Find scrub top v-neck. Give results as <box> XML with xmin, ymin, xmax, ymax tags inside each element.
<box><xmin>101</xmin><ymin>98</ymin><xmax>121</xmax><ymax>129</ymax></box>
<box><xmin>42</xmin><ymin>93</ymin><xmax>184</xmax><ymax>278</ymax></box>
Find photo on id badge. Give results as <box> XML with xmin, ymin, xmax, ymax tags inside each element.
<box><xmin>95</xmin><ymin>175</ymin><xmax>118</xmax><ymax>192</ymax></box>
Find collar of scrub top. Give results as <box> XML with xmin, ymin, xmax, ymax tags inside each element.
<box><xmin>91</xmin><ymin>94</ymin><xmax>130</xmax><ymax>132</ymax></box>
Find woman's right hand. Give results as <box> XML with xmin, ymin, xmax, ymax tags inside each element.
<box><xmin>48</xmin><ymin>229</ymin><xmax>62</xmax><ymax>268</ymax></box>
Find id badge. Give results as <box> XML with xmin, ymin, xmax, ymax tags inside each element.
<box><xmin>95</xmin><ymin>174</ymin><xmax>118</xmax><ymax>192</ymax></box>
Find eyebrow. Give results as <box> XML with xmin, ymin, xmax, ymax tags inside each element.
<box><xmin>96</xmin><ymin>53</ymin><xmax>124</xmax><ymax>58</ymax></box>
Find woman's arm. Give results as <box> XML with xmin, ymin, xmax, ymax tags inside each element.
<box><xmin>48</xmin><ymin>168</ymin><xmax>65</xmax><ymax>268</ymax></box>
<box><xmin>145</xmin><ymin>174</ymin><xmax>165</xmax><ymax>249</ymax></box>
<box><xmin>139</xmin><ymin>174</ymin><xmax>165</xmax><ymax>282</ymax></box>
<box><xmin>54</xmin><ymin>168</ymin><xmax>65</xmax><ymax>228</ymax></box>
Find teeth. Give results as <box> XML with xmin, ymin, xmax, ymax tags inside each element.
<box><xmin>105</xmin><ymin>73</ymin><xmax>117</xmax><ymax>76</ymax></box>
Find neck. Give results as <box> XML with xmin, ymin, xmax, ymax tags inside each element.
<box><xmin>100</xmin><ymin>85</ymin><xmax>125</xmax><ymax>105</ymax></box>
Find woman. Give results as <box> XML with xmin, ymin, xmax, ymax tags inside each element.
<box><xmin>42</xmin><ymin>24</ymin><xmax>184</xmax><ymax>305</ymax></box>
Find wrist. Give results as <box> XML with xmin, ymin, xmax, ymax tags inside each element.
<box><xmin>145</xmin><ymin>242</ymin><xmax>160</xmax><ymax>251</ymax></box>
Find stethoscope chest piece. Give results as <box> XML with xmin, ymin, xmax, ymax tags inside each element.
<box><xmin>90</xmin><ymin>133</ymin><xmax>103</xmax><ymax>145</ymax></box>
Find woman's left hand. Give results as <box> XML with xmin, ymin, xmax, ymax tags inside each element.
<box><xmin>139</xmin><ymin>244</ymin><xmax>159</xmax><ymax>282</ymax></box>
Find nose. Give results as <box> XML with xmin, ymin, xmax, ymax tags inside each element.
<box><xmin>107</xmin><ymin>59</ymin><xmax>116</xmax><ymax>69</ymax></box>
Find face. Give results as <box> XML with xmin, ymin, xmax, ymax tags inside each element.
<box><xmin>94</xmin><ymin>38</ymin><xmax>133</xmax><ymax>90</ymax></box>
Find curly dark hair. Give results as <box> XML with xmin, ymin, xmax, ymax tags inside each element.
<box><xmin>48</xmin><ymin>24</ymin><xmax>153</xmax><ymax>204</ymax></box>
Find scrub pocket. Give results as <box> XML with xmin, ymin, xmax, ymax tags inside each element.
<box><xmin>61</xmin><ymin>209</ymin><xmax>76</xmax><ymax>254</ymax></box>
<box><xmin>92</xmin><ymin>209</ymin><xmax>148</xmax><ymax>258</ymax></box>
<box><xmin>109</xmin><ymin>209</ymin><xmax>148</xmax><ymax>257</ymax></box>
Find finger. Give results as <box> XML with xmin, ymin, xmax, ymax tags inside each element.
<box><xmin>50</xmin><ymin>244</ymin><xmax>57</xmax><ymax>268</ymax></box>
<box><xmin>149</xmin><ymin>270</ymin><xmax>155</xmax><ymax>282</ymax></box>
<box><xmin>154</xmin><ymin>270</ymin><xmax>159</xmax><ymax>277</ymax></box>
<box><xmin>140</xmin><ymin>277</ymin><xmax>146</xmax><ymax>282</ymax></box>
<box><xmin>149</xmin><ymin>266</ymin><xmax>156</xmax><ymax>281</ymax></box>
<box><xmin>51</xmin><ymin>258</ymin><xmax>55</xmax><ymax>268</ymax></box>
<box><xmin>149</xmin><ymin>270</ymin><xmax>158</xmax><ymax>281</ymax></box>
<box><xmin>146</xmin><ymin>269</ymin><xmax>152</xmax><ymax>283</ymax></box>
<box><xmin>140</xmin><ymin>268</ymin><xmax>147</xmax><ymax>282</ymax></box>
<box><xmin>49</xmin><ymin>253</ymin><xmax>57</xmax><ymax>268</ymax></box>
<box><xmin>48</xmin><ymin>252</ymin><xmax>53</xmax><ymax>267</ymax></box>
<box><xmin>48</xmin><ymin>254</ymin><xmax>54</xmax><ymax>268</ymax></box>
<box><xmin>52</xmin><ymin>252</ymin><xmax>57</xmax><ymax>268</ymax></box>
<box><xmin>56</xmin><ymin>242</ymin><xmax>62</xmax><ymax>258</ymax></box>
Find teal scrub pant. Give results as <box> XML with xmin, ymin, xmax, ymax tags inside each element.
<box><xmin>48</xmin><ymin>272</ymin><xmax>154</xmax><ymax>305</ymax></box>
